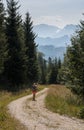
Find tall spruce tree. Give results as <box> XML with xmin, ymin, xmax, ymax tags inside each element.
<box><xmin>57</xmin><ymin>58</ymin><xmax>62</xmax><ymax>84</ymax></box>
<box><xmin>37</xmin><ymin>52</ymin><xmax>47</xmax><ymax>84</ymax></box>
<box><xmin>62</xmin><ymin>17</ymin><xmax>84</xmax><ymax>98</ymax></box>
<box><xmin>57</xmin><ymin>56</ymin><xmax>68</xmax><ymax>84</ymax></box>
<box><xmin>5</xmin><ymin>0</ymin><xmax>27</xmax><ymax>88</ymax></box>
<box><xmin>0</xmin><ymin>0</ymin><xmax>8</xmax><ymax>76</ymax></box>
<box><xmin>47</xmin><ymin>58</ymin><xmax>58</xmax><ymax>84</ymax></box>
<box><xmin>58</xmin><ymin>58</ymin><xmax>61</xmax><ymax>69</ymax></box>
<box><xmin>24</xmin><ymin>12</ymin><xmax>38</xmax><ymax>84</ymax></box>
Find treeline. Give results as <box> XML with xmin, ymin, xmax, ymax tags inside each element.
<box><xmin>59</xmin><ymin>16</ymin><xmax>84</xmax><ymax>99</ymax></box>
<box><xmin>0</xmin><ymin>0</ymin><xmax>39</xmax><ymax>91</ymax></box>
<box><xmin>37</xmin><ymin>53</ymin><xmax>62</xmax><ymax>84</ymax></box>
<box><xmin>0</xmin><ymin>0</ymin><xmax>62</xmax><ymax>91</ymax></box>
<box><xmin>0</xmin><ymin>0</ymin><xmax>84</xmax><ymax>97</ymax></box>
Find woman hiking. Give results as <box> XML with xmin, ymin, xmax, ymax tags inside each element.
<box><xmin>32</xmin><ymin>83</ymin><xmax>38</xmax><ymax>101</ymax></box>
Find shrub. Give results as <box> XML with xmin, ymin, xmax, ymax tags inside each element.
<box><xmin>79</xmin><ymin>107</ymin><xmax>84</xmax><ymax>119</ymax></box>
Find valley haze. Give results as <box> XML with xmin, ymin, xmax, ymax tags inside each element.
<box><xmin>34</xmin><ymin>24</ymin><xmax>78</xmax><ymax>60</ymax></box>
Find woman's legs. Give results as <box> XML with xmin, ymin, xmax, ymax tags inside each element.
<box><xmin>32</xmin><ymin>92</ymin><xmax>36</xmax><ymax>101</ymax></box>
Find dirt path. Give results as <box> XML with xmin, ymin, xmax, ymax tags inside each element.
<box><xmin>8</xmin><ymin>88</ymin><xmax>84</xmax><ymax>130</ymax></box>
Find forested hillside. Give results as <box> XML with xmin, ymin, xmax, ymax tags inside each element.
<box><xmin>0</xmin><ymin>0</ymin><xmax>62</xmax><ymax>91</ymax></box>
<box><xmin>0</xmin><ymin>1</ymin><xmax>84</xmax><ymax>130</ymax></box>
<box><xmin>59</xmin><ymin>16</ymin><xmax>84</xmax><ymax>100</ymax></box>
<box><xmin>0</xmin><ymin>0</ymin><xmax>38</xmax><ymax>91</ymax></box>
<box><xmin>0</xmin><ymin>0</ymin><xmax>84</xmax><ymax>101</ymax></box>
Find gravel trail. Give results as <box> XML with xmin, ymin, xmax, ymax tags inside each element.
<box><xmin>8</xmin><ymin>88</ymin><xmax>84</xmax><ymax>130</ymax></box>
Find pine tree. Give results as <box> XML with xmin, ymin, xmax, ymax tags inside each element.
<box><xmin>47</xmin><ymin>65</ymin><xmax>56</xmax><ymax>84</ymax></box>
<box><xmin>57</xmin><ymin>58</ymin><xmax>62</xmax><ymax>83</ymax></box>
<box><xmin>58</xmin><ymin>58</ymin><xmax>61</xmax><ymax>69</ymax></box>
<box><xmin>24</xmin><ymin>12</ymin><xmax>38</xmax><ymax>84</ymax></box>
<box><xmin>62</xmin><ymin>17</ymin><xmax>84</xmax><ymax>98</ymax></box>
<box><xmin>5</xmin><ymin>0</ymin><xmax>27</xmax><ymax>88</ymax></box>
<box><xmin>57</xmin><ymin>55</ymin><xmax>68</xmax><ymax>84</ymax></box>
<box><xmin>47</xmin><ymin>58</ymin><xmax>58</xmax><ymax>84</ymax></box>
<box><xmin>0</xmin><ymin>0</ymin><xmax>8</xmax><ymax>76</ymax></box>
<box><xmin>47</xmin><ymin>57</ymin><xmax>53</xmax><ymax>72</ymax></box>
<box><xmin>37</xmin><ymin>52</ymin><xmax>47</xmax><ymax>84</ymax></box>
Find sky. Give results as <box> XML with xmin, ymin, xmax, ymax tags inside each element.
<box><xmin>3</xmin><ymin>0</ymin><xmax>84</xmax><ymax>28</ymax></box>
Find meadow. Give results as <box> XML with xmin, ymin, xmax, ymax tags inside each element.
<box><xmin>0</xmin><ymin>84</ymin><xmax>84</xmax><ymax>130</ymax></box>
<box><xmin>0</xmin><ymin>84</ymin><xmax>46</xmax><ymax>130</ymax></box>
<box><xmin>45</xmin><ymin>85</ymin><xmax>84</xmax><ymax>118</ymax></box>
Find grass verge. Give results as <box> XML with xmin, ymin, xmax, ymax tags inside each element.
<box><xmin>45</xmin><ymin>85</ymin><xmax>84</xmax><ymax>119</ymax></box>
<box><xmin>0</xmin><ymin>84</ymin><xmax>46</xmax><ymax>130</ymax></box>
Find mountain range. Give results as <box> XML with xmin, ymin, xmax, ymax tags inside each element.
<box><xmin>33</xmin><ymin>24</ymin><xmax>78</xmax><ymax>60</ymax></box>
<box><xmin>38</xmin><ymin>45</ymin><xmax>66</xmax><ymax>60</ymax></box>
<box><xmin>33</xmin><ymin>24</ymin><xmax>60</xmax><ymax>38</ymax></box>
<box><xmin>33</xmin><ymin>24</ymin><xmax>78</xmax><ymax>38</ymax></box>
<box><xmin>36</xmin><ymin>35</ymin><xmax>70</xmax><ymax>47</ymax></box>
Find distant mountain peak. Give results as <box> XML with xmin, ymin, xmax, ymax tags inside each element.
<box><xmin>35</xmin><ymin>35</ymin><xmax>70</xmax><ymax>47</ymax></box>
<box><xmin>34</xmin><ymin>23</ymin><xmax>77</xmax><ymax>38</ymax></box>
<box><xmin>38</xmin><ymin>45</ymin><xmax>66</xmax><ymax>60</ymax></box>
<box><xmin>63</xmin><ymin>24</ymin><xmax>78</xmax><ymax>30</ymax></box>
<box><xmin>34</xmin><ymin>23</ymin><xmax>78</xmax><ymax>60</ymax></box>
<box><xmin>34</xmin><ymin>24</ymin><xmax>59</xmax><ymax>29</ymax></box>
<box><xmin>33</xmin><ymin>24</ymin><xmax>60</xmax><ymax>38</ymax></box>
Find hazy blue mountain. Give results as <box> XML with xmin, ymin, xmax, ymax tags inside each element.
<box><xmin>36</xmin><ymin>35</ymin><xmax>70</xmax><ymax>47</ymax></box>
<box><xmin>34</xmin><ymin>24</ymin><xmax>78</xmax><ymax>38</ymax></box>
<box><xmin>34</xmin><ymin>24</ymin><xmax>78</xmax><ymax>60</ymax></box>
<box><xmin>33</xmin><ymin>24</ymin><xmax>60</xmax><ymax>38</ymax></box>
<box><xmin>38</xmin><ymin>45</ymin><xmax>66</xmax><ymax>60</ymax></box>
<box><xmin>55</xmin><ymin>24</ymin><xmax>78</xmax><ymax>38</ymax></box>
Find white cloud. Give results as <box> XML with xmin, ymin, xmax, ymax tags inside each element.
<box><xmin>33</xmin><ymin>15</ymin><xmax>65</xmax><ymax>28</ymax></box>
<box><xmin>3</xmin><ymin>0</ymin><xmax>84</xmax><ymax>28</ymax></box>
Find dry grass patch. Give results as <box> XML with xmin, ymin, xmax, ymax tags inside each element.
<box><xmin>45</xmin><ymin>85</ymin><xmax>84</xmax><ymax>118</ymax></box>
<box><xmin>0</xmin><ymin>90</ymin><xmax>29</xmax><ymax>130</ymax></box>
<box><xmin>0</xmin><ymin>84</ymin><xmax>46</xmax><ymax>130</ymax></box>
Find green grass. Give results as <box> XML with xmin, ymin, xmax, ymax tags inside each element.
<box><xmin>45</xmin><ymin>85</ymin><xmax>84</xmax><ymax>118</ymax></box>
<box><xmin>0</xmin><ymin>84</ymin><xmax>46</xmax><ymax>130</ymax></box>
<box><xmin>0</xmin><ymin>90</ymin><xmax>30</xmax><ymax>130</ymax></box>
